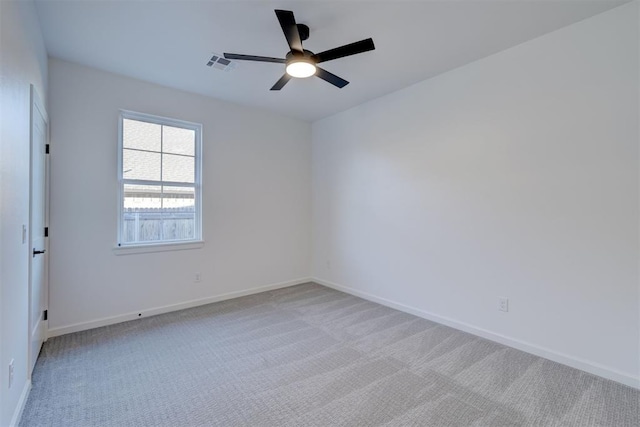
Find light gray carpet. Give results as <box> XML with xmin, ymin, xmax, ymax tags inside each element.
<box><xmin>20</xmin><ymin>283</ymin><xmax>639</xmax><ymax>426</ymax></box>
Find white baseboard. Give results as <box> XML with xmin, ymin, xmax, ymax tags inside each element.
<box><xmin>47</xmin><ymin>277</ymin><xmax>312</xmax><ymax>338</ymax></box>
<box><xmin>10</xmin><ymin>380</ymin><xmax>31</xmax><ymax>427</ymax></box>
<box><xmin>313</xmin><ymin>277</ymin><xmax>640</xmax><ymax>390</ymax></box>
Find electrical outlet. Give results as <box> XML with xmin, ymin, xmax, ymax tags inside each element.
<box><xmin>194</xmin><ymin>272</ymin><xmax>202</xmax><ymax>283</ymax></box>
<box><xmin>8</xmin><ymin>359</ymin><xmax>14</xmax><ymax>389</ymax></box>
<box><xmin>498</xmin><ymin>297</ymin><xmax>509</xmax><ymax>312</ymax></box>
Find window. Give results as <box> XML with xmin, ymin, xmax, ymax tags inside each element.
<box><xmin>118</xmin><ymin>111</ymin><xmax>202</xmax><ymax>247</ymax></box>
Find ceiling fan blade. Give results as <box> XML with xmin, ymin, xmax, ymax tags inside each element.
<box><xmin>223</xmin><ymin>53</ymin><xmax>285</xmax><ymax>63</ymax></box>
<box><xmin>315</xmin><ymin>67</ymin><xmax>349</xmax><ymax>88</ymax></box>
<box><xmin>275</xmin><ymin>9</ymin><xmax>303</xmax><ymax>54</ymax></box>
<box><xmin>312</xmin><ymin>38</ymin><xmax>375</xmax><ymax>64</ymax></box>
<box><xmin>270</xmin><ymin>74</ymin><xmax>292</xmax><ymax>91</ymax></box>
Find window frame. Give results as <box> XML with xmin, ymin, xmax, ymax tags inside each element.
<box><xmin>116</xmin><ymin>110</ymin><xmax>203</xmax><ymax>251</ymax></box>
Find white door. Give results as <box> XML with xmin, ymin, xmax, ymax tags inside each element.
<box><xmin>29</xmin><ymin>85</ymin><xmax>48</xmax><ymax>375</ymax></box>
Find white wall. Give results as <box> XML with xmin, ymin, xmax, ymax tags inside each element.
<box><xmin>0</xmin><ymin>0</ymin><xmax>48</xmax><ymax>425</ymax></box>
<box><xmin>312</xmin><ymin>3</ymin><xmax>639</xmax><ymax>387</ymax></box>
<box><xmin>47</xmin><ymin>59</ymin><xmax>311</xmax><ymax>334</ymax></box>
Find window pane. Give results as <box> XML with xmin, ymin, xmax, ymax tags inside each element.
<box><xmin>122</xmin><ymin>185</ymin><xmax>196</xmax><ymax>244</ymax></box>
<box><xmin>123</xmin><ymin>148</ymin><xmax>161</xmax><ymax>181</ymax></box>
<box><xmin>163</xmin><ymin>126</ymin><xmax>195</xmax><ymax>156</ymax></box>
<box><xmin>163</xmin><ymin>153</ymin><xmax>194</xmax><ymax>183</ymax></box>
<box><xmin>122</xmin><ymin>184</ymin><xmax>162</xmax><ymax>244</ymax></box>
<box><xmin>123</xmin><ymin>119</ymin><xmax>161</xmax><ymax>152</ymax></box>
<box><xmin>161</xmin><ymin>186</ymin><xmax>195</xmax><ymax>241</ymax></box>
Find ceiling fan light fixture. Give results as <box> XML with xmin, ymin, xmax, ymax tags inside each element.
<box><xmin>286</xmin><ymin>60</ymin><xmax>316</xmax><ymax>78</ymax></box>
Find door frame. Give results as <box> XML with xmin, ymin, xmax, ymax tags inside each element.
<box><xmin>28</xmin><ymin>84</ymin><xmax>49</xmax><ymax>377</ymax></box>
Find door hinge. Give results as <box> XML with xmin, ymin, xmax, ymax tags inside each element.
<box><xmin>44</xmin><ymin>227</ymin><xmax>48</xmax><ymax>237</ymax></box>
<box><xmin>45</xmin><ymin>144</ymin><xmax>50</xmax><ymax>154</ymax></box>
<box><xmin>43</xmin><ymin>310</ymin><xmax>48</xmax><ymax>321</ymax></box>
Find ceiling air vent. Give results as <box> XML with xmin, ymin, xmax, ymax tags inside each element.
<box><xmin>206</xmin><ymin>53</ymin><xmax>237</xmax><ymax>72</ymax></box>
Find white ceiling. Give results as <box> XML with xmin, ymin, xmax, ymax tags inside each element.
<box><xmin>35</xmin><ymin>0</ymin><xmax>628</xmax><ymax>122</ymax></box>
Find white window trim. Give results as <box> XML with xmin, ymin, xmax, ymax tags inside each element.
<box><xmin>113</xmin><ymin>240</ymin><xmax>204</xmax><ymax>256</ymax></box>
<box><xmin>116</xmin><ymin>110</ymin><xmax>203</xmax><ymax>251</ymax></box>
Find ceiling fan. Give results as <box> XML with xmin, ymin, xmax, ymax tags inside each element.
<box><xmin>224</xmin><ymin>9</ymin><xmax>375</xmax><ymax>91</ymax></box>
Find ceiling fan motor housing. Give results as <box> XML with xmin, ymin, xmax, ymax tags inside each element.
<box><xmin>286</xmin><ymin>49</ymin><xmax>316</xmax><ymax>64</ymax></box>
<box><xmin>297</xmin><ymin>24</ymin><xmax>310</xmax><ymax>41</ymax></box>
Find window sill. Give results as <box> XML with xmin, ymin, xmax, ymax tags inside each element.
<box><xmin>113</xmin><ymin>240</ymin><xmax>204</xmax><ymax>256</ymax></box>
